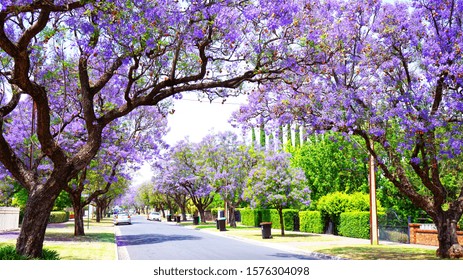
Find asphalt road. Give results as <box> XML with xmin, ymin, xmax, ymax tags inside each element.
<box><xmin>115</xmin><ymin>215</ymin><xmax>319</xmax><ymax>260</ymax></box>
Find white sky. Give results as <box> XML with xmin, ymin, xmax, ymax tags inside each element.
<box><xmin>131</xmin><ymin>94</ymin><xmax>249</xmax><ymax>186</ymax></box>
<box><xmin>163</xmin><ymin>95</ymin><xmax>248</xmax><ymax>145</ymax></box>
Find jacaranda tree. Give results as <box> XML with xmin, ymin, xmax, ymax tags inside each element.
<box><xmin>0</xmin><ymin>0</ymin><xmax>303</xmax><ymax>258</ymax></box>
<box><xmin>245</xmin><ymin>149</ymin><xmax>310</xmax><ymax>236</ymax></box>
<box><xmin>235</xmin><ymin>0</ymin><xmax>463</xmax><ymax>258</ymax></box>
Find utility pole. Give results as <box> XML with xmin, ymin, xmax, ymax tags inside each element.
<box><xmin>369</xmin><ymin>138</ymin><xmax>379</xmax><ymax>245</ymax></box>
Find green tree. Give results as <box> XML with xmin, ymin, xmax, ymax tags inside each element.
<box><xmin>290</xmin><ymin>133</ymin><xmax>370</xmax><ymax>204</ymax></box>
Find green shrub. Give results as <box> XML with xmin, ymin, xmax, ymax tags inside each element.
<box><xmin>259</xmin><ymin>209</ymin><xmax>299</xmax><ymax>231</ymax></box>
<box><xmin>0</xmin><ymin>245</ymin><xmax>60</xmax><ymax>260</ymax></box>
<box><xmin>261</xmin><ymin>209</ymin><xmax>271</xmax><ymax>223</ymax></box>
<box><xmin>261</xmin><ymin>209</ymin><xmax>281</xmax><ymax>229</ymax></box>
<box><xmin>241</xmin><ymin>208</ymin><xmax>299</xmax><ymax>230</ymax></box>
<box><xmin>48</xmin><ymin>211</ymin><xmax>69</xmax><ymax>223</ymax></box>
<box><xmin>317</xmin><ymin>192</ymin><xmax>383</xmax><ymax>234</ymax></box>
<box><xmin>240</xmin><ymin>209</ymin><xmax>261</xmax><ymax>227</ymax></box>
<box><xmin>299</xmin><ymin>211</ymin><xmax>324</xmax><ymax>234</ymax></box>
<box><xmin>338</xmin><ymin>211</ymin><xmax>371</xmax><ymax>239</ymax></box>
<box><xmin>282</xmin><ymin>209</ymin><xmax>299</xmax><ymax>231</ymax></box>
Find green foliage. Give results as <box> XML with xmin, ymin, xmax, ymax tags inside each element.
<box><xmin>53</xmin><ymin>191</ymin><xmax>72</xmax><ymax>211</ymax></box>
<box><xmin>289</xmin><ymin>133</ymin><xmax>370</xmax><ymax>203</ymax></box>
<box><xmin>240</xmin><ymin>208</ymin><xmax>261</xmax><ymax>227</ymax></box>
<box><xmin>11</xmin><ymin>186</ymin><xmax>28</xmax><ymax>209</ymax></box>
<box><xmin>377</xmin><ymin>177</ymin><xmax>430</xmax><ymax>223</ymax></box>
<box><xmin>316</xmin><ymin>192</ymin><xmax>382</xmax><ymax>234</ymax></box>
<box><xmin>242</xmin><ymin>208</ymin><xmax>299</xmax><ymax>231</ymax></box>
<box><xmin>338</xmin><ymin>211</ymin><xmax>371</xmax><ymax>239</ymax></box>
<box><xmin>338</xmin><ymin>211</ymin><xmax>386</xmax><ymax>239</ymax></box>
<box><xmin>282</xmin><ymin>209</ymin><xmax>299</xmax><ymax>231</ymax></box>
<box><xmin>0</xmin><ymin>245</ymin><xmax>60</xmax><ymax>260</ymax></box>
<box><xmin>49</xmin><ymin>211</ymin><xmax>69</xmax><ymax>223</ymax></box>
<box><xmin>259</xmin><ymin>122</ymin><xmax>266</xmax><ymax>147</ymax></box>
<box><xmin>299</xmin><ymin>211</ymin><xmax>324</xmax><ymax>234</ymax></box>
<box><xmin>317</xmin><ymin>192</ymin><xmax>379</xmax><ymax>217</ymax></box>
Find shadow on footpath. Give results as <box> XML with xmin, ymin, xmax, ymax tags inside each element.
<box><xmin>116</xmin><ymin>234</ymin><xmax>201</xmax><ymax>246</ymax></box>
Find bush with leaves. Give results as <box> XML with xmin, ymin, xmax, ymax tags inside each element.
<box><xmin>316</xmin><ymin>192</ymin><xmax>381</xmax><ymax>234</ymax></box>
<box><xmin>0</xmin><ymin>245</ymin><xmax>59</xmax><ymax>260</ymax></box>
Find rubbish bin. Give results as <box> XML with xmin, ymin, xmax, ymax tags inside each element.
<box><xmin>260</xmin><ymin>222</ymin><xmax>272</xmax><ymax>239</ymax></box>
<box><xmin>176</xmin><ymin>215</ymin><xmax>181</xmax><ymax>223</ymax></box>
<box><xmin>193</xmin><ymin>216</ymin><xmax>200</xmax><ymax>225</ymax></box>
<box><xmin>167</xmin><ymin>214</ymin><xmax>172</xmax><ymax>222</ymax></box>
<box><xmin>218</xmin><ymin>218</ymin><xmax>226</xmax><ymax>231</ymax></box>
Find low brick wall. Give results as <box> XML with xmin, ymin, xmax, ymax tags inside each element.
<box><xmin>0</xmin><ymin>207</ymin><xmax>20</xmax><ymax>232</ymax></box>
<box><xmin>409</xmin><ymin>223</ymin><xmax>463</xmax><ymax>246</ymax></box>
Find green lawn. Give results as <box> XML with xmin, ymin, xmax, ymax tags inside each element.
<box><xmin>186</xmin><ymin>221</ymin><xmax>439</xmax><ymax>260</ymax></box>
<box><xmin>0</xmin><ymin>218</ymin><xmax>117</xmax><ymax>260</ymax></box>
<box><xmin>314</xmin><ymin>245</ymin><xmax>439</xmax><ymax>260</ymax></box>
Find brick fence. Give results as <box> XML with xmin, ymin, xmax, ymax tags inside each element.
<box><xmin>409</xmin><ymin>223</ymin><xmax>463</xmax><ymax>246</ymax></box>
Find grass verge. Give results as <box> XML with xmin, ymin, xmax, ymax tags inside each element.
<box><xmin>0</xmin><ymin>218</ymin><xmax>116</xmax><ymax>260</ymax></box>
<box><xmin>185</xmin><ymin>221</ymin><xmax>439</xmax><ymax>260</ymax></box>
<box><xmin>314</xmin><ymin>245</ymin><xmax>438</xmax><ymax>260</ymax></box>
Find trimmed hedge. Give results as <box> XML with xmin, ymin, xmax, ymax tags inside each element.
<box><xmin>299</xmin><ymin>211</ymin><xmax>324</xmax><ymax>234</ymax></box>
<box><xmin>49</xmin><ymin>211</ymin><xmax>69</xmax><ymax>223</ymax></box>
<box><xmin>241</xmin><ymin>208</ymin><xmax>299</xmax><ymax>231</ymax></box>
<box><xmin>338</xmin><ymin>211</ymin><xmax>386</xmax><ymax>239</ymax></box>
<box><xmin>240</xmin><ymin>209</ymin><xmax>261</xmax><ymax>227</ymax></box>
<box><xmin>338</xmin><ymin>211</ymin><xmax>370</xmax><ymax>239</ymax></box>
<box><xmin>275</xmin><ymin>209</ymin><xmax>300</xmax><ymax>231</ymax></box>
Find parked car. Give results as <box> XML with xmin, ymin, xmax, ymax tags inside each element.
<box><xmin>114</xmin><ymin>213</ymin><xmax>131</xmax><ymax>225</ymax></box>
<box><xmin>148</xmin><ymin>212</ymin><xmax>161</xmax><ymax>221</ymax></box>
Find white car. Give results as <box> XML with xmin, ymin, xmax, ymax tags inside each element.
<box><xmin>148</xmin><ymin>212</ymin><xmax>162</xmax><ymax>221</ymax></box>
<box><xmin>114</xmin><ymin>213</ymin><xmax>131</xmax><ymax>225</ymax></box>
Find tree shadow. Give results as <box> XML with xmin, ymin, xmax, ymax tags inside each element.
<box><xmin>269</xmin><ymin>252</ymin><xmax>319</xmax><ymax>260</ymax></box>
<box><xmin>116</xmin><ymin>234</ymin><xmax>202</xmax><ymax>247</ymax></box>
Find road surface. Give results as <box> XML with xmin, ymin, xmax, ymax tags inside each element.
<box><xmin>115</xmin><ymin>215</ymin><xmax>319</xmax><ymax>260</ymax></box>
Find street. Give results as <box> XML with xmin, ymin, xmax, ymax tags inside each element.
<box><xmin>115</xmin><ymin>215</ymin><xmax>319</xmax><ymax>260</ymax></box>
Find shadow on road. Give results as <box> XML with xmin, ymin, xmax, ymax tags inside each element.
<box><xmin>116</xmin><ymin>234</ymin><xmax>202</xmax><ymax>246</ymax></box>
<box><xmin>269</xmin><ymin>253</ymin><xmax>317</xmax><ymax>260</ymax></box>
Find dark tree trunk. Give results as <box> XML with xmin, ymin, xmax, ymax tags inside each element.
<box><xmin>434</xmin><ymin>212</ymin><xmax>463</xmax><ymax>259</ymax></box>
<box><xmin>69</xmin><ymin>191</ymin><xmax>85</xmax><ymax>236</ymax></box>
<box><xmin>16</xmin><ymin>186</ymin><xmax>61</xmax><ymax>258</ymax></box>
<box><xmin>73</xmin><ymin>204</ymin><xmax>85</xmax><ymax>236</ymax></box>
<box><xmin>198</xmin><ymin>207</ymin><xmax>207</xmax><ymax>224</ymax></box>
<box><xmin>95</xmin><ymin>205</ymin><xmax>101</xmax><ymax>222</ymax></box>
<box><xmin>228</xmin><ymin>205</ymin><xmax>236</xmax><ymax>228</ymax></box>
<box><xmin>278</xmin><ymin>207</ymin><xmax>285</xmax><ymax>236</ymax></box>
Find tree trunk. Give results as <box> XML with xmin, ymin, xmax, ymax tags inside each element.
<box><xmin>435</xmin><ymin>214</ymin><xmax>463</xmax><ymax>259</ymax></box>
<box><xmin>73</xmin><ymin>204</ymin><xmax>85</xmax><ymax>236</ymax></box>
<box><xmin>228</xmin><ymin>205</ymin><xmax>236</xmax><ymax>228</ymax></box>
<box><xmin>95</xmin><ymin>205</ymin><xmax>101</xmax><ymax>222</ymax></box>
<box><xmin>278</xmin><ymin>208</ymin><xmax>285</xmax><ymax>236</ymax></box>
<box><xmin>199</xmin><ymin>207</ymin><xmax>207</xmax><ymax>224</ymax></box>
<box><xmin>69</xmin><ymin>192</ymin><xmax>85</xmax><ymax>236</ymax></box>
<box><xmin>181</xmin><ymin>206</ymin><xmax>187</xmax><ymax>221</ymax></box>
<box><xmin>16</xmin><ymin>187</ymin><xmax>61</xmax><ymax>258</ymax></box>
